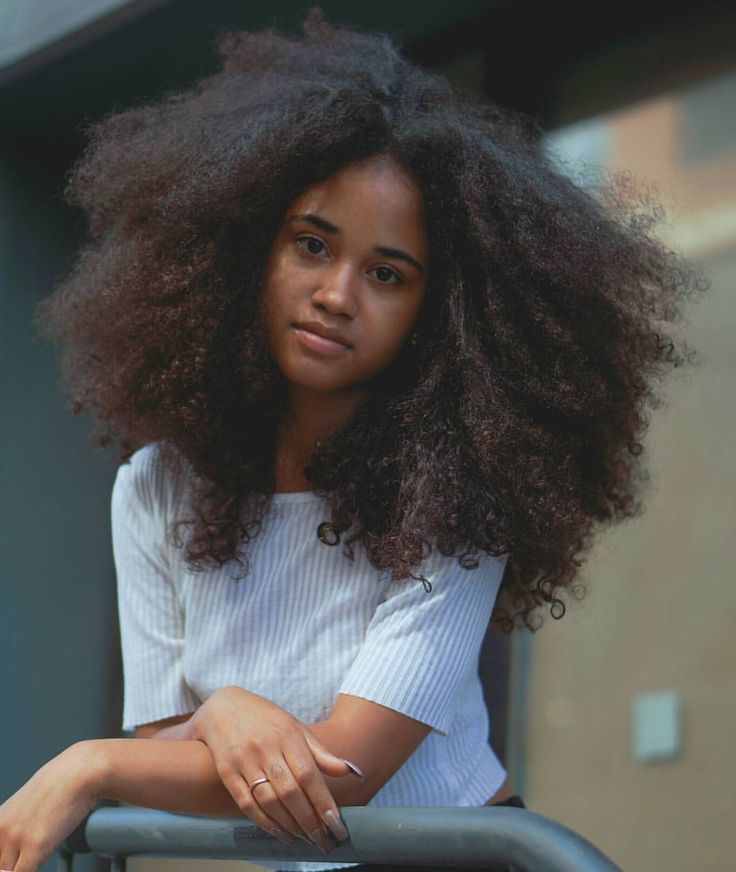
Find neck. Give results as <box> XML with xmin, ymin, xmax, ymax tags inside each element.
<box><xmin>273</xmin><ymin>386</ymin><xmax>367</xmax><ymax>493</ymax></box>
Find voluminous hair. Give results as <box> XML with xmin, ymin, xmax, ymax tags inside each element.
<box><xmin>36</xmin><ymin>8</ymin><xmax>708</xmax><ymax>630</ymax></box>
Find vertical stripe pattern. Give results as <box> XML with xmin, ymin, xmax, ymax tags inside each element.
<box><xmin>112</xmin><ymin>443</ymin><xmax>509</xmax><ymax>872</ymax></box>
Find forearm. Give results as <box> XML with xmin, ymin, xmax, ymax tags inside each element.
<box><xmin>144</xmin><ymin>710</ymin><xmax>370</xmax><ymax>805</ymax></box>
<box><xmin>144</xmin><ymin>707</ymin><xmax>413</xmax><ymax>806</ymax></box>
<box><xmin>90</xmin><ymin>738</ymin><xmax>242</xmax><ymax>816</ymax></box>
<box><xmin>306</xmin><ymin>720</ymin><xmax>372</xmax><ymax>805</ymax></box>
<box><xmin>142</xmin><ymin>720</ymin><xmax>195</xmax><ymax>741</ymax></box>
<box><xmin>149</xmin><ymin>717</ymin><xmax>368</xmax><ymax>805</ymax></box>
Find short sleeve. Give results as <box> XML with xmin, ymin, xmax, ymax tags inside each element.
<box><xmin>337</xmin><ymin>550</ymin><xmax>507</xmax><ymax>736</ymax></box>
<box><xmin>111</xmin><ymin>444</ymin><xmax>200</xmax><ymax>732</ymax></box>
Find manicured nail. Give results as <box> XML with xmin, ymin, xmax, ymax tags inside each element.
<box><xmin>311</xmin><ymin>827</ymin><xmax>333</xmax><ymax>853</ymax></box>
<box><xmin>270</xmin><ymin>827</ymin><xmax>295</xmax><ymax>845</ymax></box>
<box><xmin>324</xmin><ymin>808</ymin><xmax>349</xmax><ymax>841</ymax></box>
<box><xmin>341</xmin><ymin>758</ymin><xmax>365</xmax><ymax>780</ymax></box>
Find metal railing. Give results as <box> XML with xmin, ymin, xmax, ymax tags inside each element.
<box><xmin>61</xmin><ymin>806</ymin><xmax>622</xmax><ymax>871</ymax></box>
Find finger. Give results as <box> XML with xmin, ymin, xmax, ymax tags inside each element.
<box><xmin>246</xmin><ymin>780</ymin><xmax>308</xmax><ymax>843</ymax></box>
<box><xmin>247</xmin><ymin>774</ymin><xmax>306</xmax><ymax>839</ymax></box>
<box><xmin>302</xmin><ymin>731</ymin><xmax>362</xmax><ymax>779</ymax></box>
<box><xmin>0</xmin><ymin>847</ymin><xmax>20</xmax><ymax>872</ymax></box>
<box><xmin>266</xmin><ymin>756</ymin><xmax>337</xmax><ymax>853</ymax></box>
<box><xmin>220</xmin><ymin>769</ymin><xmax>297</xmax><ymax>847</ymax></box>
<box><xmin>14</xmin><ymin>849</ymin><xmax>41</xmax><ymax>872</ymax></box>
<box><xmin>217</xmin><ymin>763</ymin><xmax>300</xmax><ymax>844</ymax></box>
<box><xmin>279</xmin><ymin>749</ymin><xmax>349</xmax><ymax>846</ymax></box>
<box><xmin>288</xmin><ymin>748</ymin><xmax>352</xmax><ymax>842</ymax></box>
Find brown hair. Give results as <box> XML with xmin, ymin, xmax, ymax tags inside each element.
<box><xmin>36</xmin><ymin>9</ymin><xmax>708</xmax><ymax>629</ymax></box>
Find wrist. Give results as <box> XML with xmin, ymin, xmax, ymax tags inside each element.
<box><xmin>191</xmin><ymin>685</ymin><xmax>254</xmax><ymax>742</ymax></box>
<box><xmin>160</xmin><ymin>717</ymin><xmax>197</xmax><ymax>741</ymax></box>
<box><xmin>69</xmin><ymin>739</ymin><xmax>113</xmax><ymax>806</ymax></box>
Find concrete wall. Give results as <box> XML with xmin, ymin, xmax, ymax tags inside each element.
<box><xmin>526</xmin><ymin>66</ymin><xmax>736</xmax><ymax>871</ymax></box>
<box><xmin>0</xmin><ymin>139</ymin><xmax>121</xmax><ymax>872</ymax></box>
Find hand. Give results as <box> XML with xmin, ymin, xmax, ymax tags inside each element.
<box><xmin>0</xmin><ymin>742</ymin><xmax>102</xmax><ymax>872</ymax></box>
<box><xmin>190</xmin><ymin>686</ymin><xmax>359</xmax><ymax>853</ymax></box>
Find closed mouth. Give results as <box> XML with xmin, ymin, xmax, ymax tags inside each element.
<box><xmin>293</xmin><ymin>322</ymin><xmax>352</xmax><ymax>348</ymax></box>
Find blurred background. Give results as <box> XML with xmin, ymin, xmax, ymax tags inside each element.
<box><xmin>1</xmin><ymin>2</ymin><xmax>734</xmax><ymax>870</ymax></box>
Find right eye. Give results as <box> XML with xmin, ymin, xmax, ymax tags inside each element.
<box><xmin>296</xmin><ymin>235</ymin><xmax>328</xmax><ymax>258</ymax></box>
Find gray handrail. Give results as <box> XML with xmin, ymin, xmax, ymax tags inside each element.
<box><xmin>61</xmin><ymin>806</ymin><xmax>621</xmax><ymax>871</ymax></box>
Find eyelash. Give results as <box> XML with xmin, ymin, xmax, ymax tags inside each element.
<box><xmin>295</xmin><ymin>235</ymin><xmax>402</xmax><ymax>284</ymax></box>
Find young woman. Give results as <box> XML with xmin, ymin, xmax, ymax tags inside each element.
<box><xmin>0</xmin><ymin>9</ymin><xmax>705</xmax><ymax>872</ymax></box>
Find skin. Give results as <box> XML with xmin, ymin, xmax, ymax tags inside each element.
<box><xmin>263</xmin><ymin>154</ymin><xmax>429</xmax><ymax>490</ymax></box>
<box><xmin>0</xmin><ymin>155</ymin><xmax>513</xmax><ymax>872</ymax></box>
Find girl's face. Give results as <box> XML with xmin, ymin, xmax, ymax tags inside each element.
<box><xmin>262</xmin><ymin>155</ymin><xmax>429</xmax><ymax>399</ymax></box>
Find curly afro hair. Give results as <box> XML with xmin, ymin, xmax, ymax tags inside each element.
<box><xmin>36</xmin><ymin>8</ymin><xmax>708</xmax><ymax>630</ymax></box>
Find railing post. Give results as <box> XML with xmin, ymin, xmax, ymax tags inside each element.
<box><xmin>56</xmin><ymin>850</ymin><xmax>73</xmax><ymax>872</ymax></box>
<box><xmin>110</xmin><ymin>856</ymin><xmax>127</xmax><ymax>872</ymax></box>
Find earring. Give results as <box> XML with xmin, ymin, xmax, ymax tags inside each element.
<box><xmin>409</xmin><ymin>332</ymin><xmax>419</xmax><ymax>347</ymax></box>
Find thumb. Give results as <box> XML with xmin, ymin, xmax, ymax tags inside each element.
<box><xmin>303</xmin><ymin>730</ymin><xmax>365</xmax><ymax>780</ymax></box>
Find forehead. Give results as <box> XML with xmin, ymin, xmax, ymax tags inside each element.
<box><xmin>289</xmin><ymin>157</ymin><xmax>428</xmax><ymax>253</ymax></box>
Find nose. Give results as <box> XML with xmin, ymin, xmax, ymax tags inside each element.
<box><xmin>311</xmin><ymin>263</ymin><xmax>359</xmax><ymax>318</ymax></box>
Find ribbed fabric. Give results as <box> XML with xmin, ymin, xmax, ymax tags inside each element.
<box><xmin>112</xmin><ymin>442</ymin><xmax>509</xmax><ymax>872</ymax></box>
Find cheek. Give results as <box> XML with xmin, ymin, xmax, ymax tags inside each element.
<box><xmin>268</xmin><ymin>259</ymin><xmax>304</xmax><ymax>308</ymax></box>
<box><xmin>261</xmin><ymin>291</ymin><xmax>288</xmax><ymax>359</ymax></box>
<box><xmin>366</xmin><ymin>312</ymin><xmax>416</xmax><ymax>366</ymax></box>
<box><xmin>262</xmin><ymin>270</ymin><xmax>290</xmax><ymax>324</ymax></box>
<box><xmin>379</xmin><ymin>296</ymin><xmax>423</xmax><ymax>343</ymax></box>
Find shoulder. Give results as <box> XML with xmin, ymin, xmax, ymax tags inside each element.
<box><xmin>378</xmin><ymin>548</ymin><xmax>508</xmax><ymax>615</ymax></box>
<box><xmin>112</xmin><ymin>441</ymin><xmax>190</xmax><ymax>520</ymax></box>
<box><xmin>421</xmin><ymin>547</ymin><xmax>508</xmax><ymax>590</ymax></box>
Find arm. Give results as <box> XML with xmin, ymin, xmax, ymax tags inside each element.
<box><xmin>0</xmin><ymin>559</ymin><xmax>502</xmax><ymax>872</ymax></box>
<box><xmin>0</xmin><ymin>736</ymin><xmax>277</xmax><ymax>872</ymax></box>
<box><xmin>136</xmin><ymin>691</ymin><xmax>432</xmax><ymax>806</ymax></box>
<box><xmin>135</xmin><ymin>549</ymin><xmax>505</xmax><ymax>835</ymax></box>
<box><xmin>132</xmin><ymin>685</ymin><xmax>430</xmax><ymax>851</ymax></box>
<box><xmin>98</xmin><ymin>737</ymin><xmax>253</xmax><ymax>814</ymax></box>
<box><xmin>0</xmin><ymin>697</ymin><xmax>428</xmax><ymax>872</ymax></box>
<box><xmin>309</xmin><ymin>694</ymin><xmax>432</xmax><ymax>804</ymax></box>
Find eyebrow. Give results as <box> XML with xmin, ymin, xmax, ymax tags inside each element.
<box><xmin>288</xmin><ymin>212</ymin><xmax>425</xmax><ymax>275</ymax></box>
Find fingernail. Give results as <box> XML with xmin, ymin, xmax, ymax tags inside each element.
<box><xmin>341</xmin><ymin>758</ymin><xmax>366</xmax><ymax>780</ymax></box>
<box><xmin>324</xmin><ymin>808</ymin><xmax>349</xmax><ymax>842</ymax></box>
<box><xmin>270</xmin><ymin>827</ymin><xmax>295</xmax><ymax>845</ymax></box>
<box><xmin>311</xmin><ymin>827</ymin><xmax>333</xmax><ymax>853</ymax></box>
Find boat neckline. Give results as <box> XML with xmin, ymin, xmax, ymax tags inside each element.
<box><xmin>269</xmin><ymin>491</ymin><xmax>325</xmax><ymax>504</ymax></box>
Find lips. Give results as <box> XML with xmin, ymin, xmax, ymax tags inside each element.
<box><xmin>294</xmin><ymin>321</ymin><xmax>351</xmax><ymax>348</ymax></box>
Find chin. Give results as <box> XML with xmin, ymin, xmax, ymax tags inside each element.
<box><xmin>302</xmin><ymin>381</ymin><xmax>359</xmax><ymax>395</ymax></box>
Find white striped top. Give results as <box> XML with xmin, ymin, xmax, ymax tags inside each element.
<box><xmin>112</xmin><ymin>442</ymin><xmax>508</xmax><ymax>872</ymax></box>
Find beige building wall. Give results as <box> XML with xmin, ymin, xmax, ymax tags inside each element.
<box><xmin>133</xmin><ymin>60</ymin><xmax>736</xmax><ymax>872</ymax></box>
<box><xmin>524</xmin><ymin>68</ymin><xmax>736</xmax><ymax>870</ymax></box>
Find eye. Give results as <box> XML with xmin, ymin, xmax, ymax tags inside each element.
<box><xmin>371</xmin><ymin>265</ymin><xmax>401</xmax><ymax>284</ymax></box>
<box><xmin>296</xmin><ymin>235</ymin><xmax>328</xmax><ymax>257</ymax></box>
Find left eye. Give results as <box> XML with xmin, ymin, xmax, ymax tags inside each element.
<box><xmin>372</xmin><ymin>266</ymin><xmax>400</xmax><ymax>284</ymax></box>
